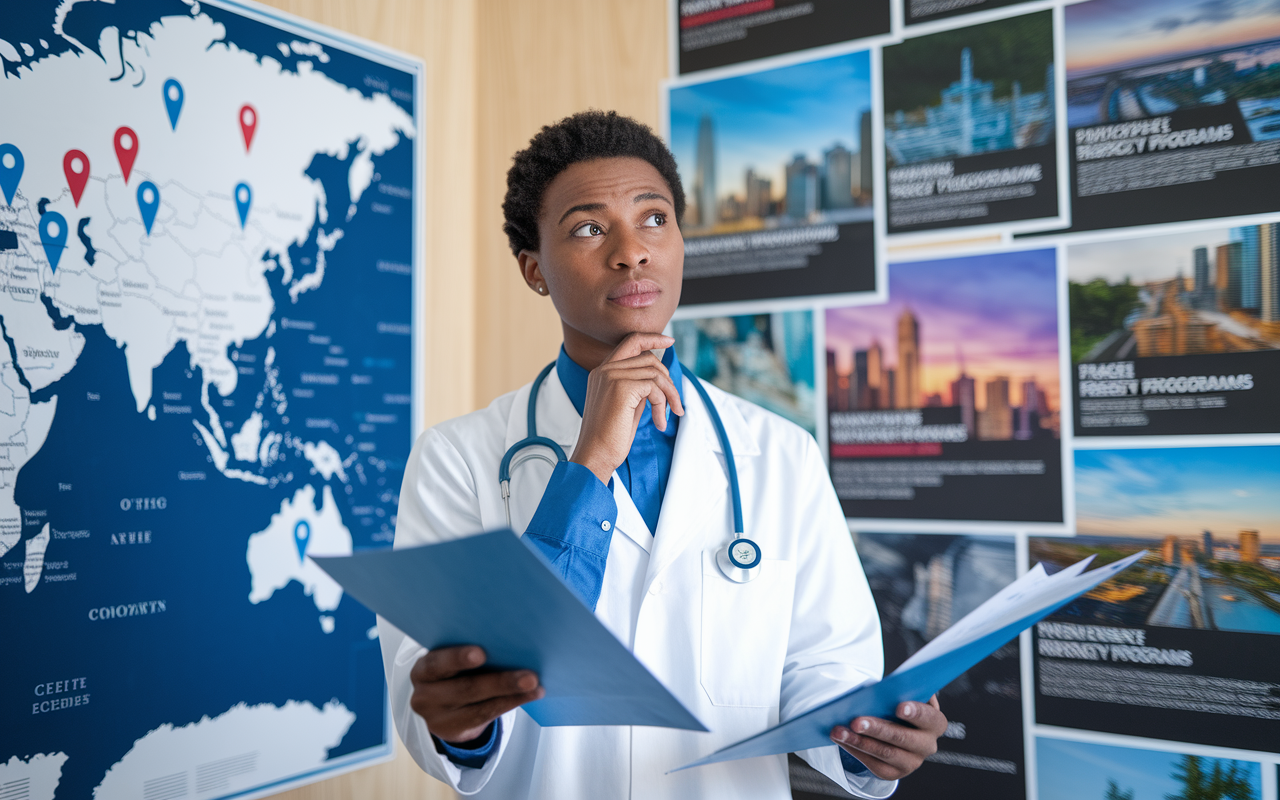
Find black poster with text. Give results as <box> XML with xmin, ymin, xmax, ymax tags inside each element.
<box><xmin>1055</xmin><ymin>0</ymin><xmax>1280</xmax><ymax>233</ymax></box>
<box><xmin>905</xmin><ymin>0</ymin><xmax>1042</xmax><ymax>27</ymax></box>
<box><xmin>669</xmin><ymin>51</ymin><xmax>879</xmax><ymax>305</ymax></box>
<box><xmin>1031</xmin><ymin>537</ymin><xmax>1280</xmax><ymax>753</ymax></box>
<box><xmin>826</xmin><ymin>251</ymin><xmax>1064</xmax><ymax>525</ymax></box>
<box><xmin>884</xmin><ymin>11</ymin><xmax>1060</xmax><ymax>235</ymax></box>
<box><xmin>677</xmin><ymin>0</ymin><xmax>890</xmax><ymax>75</ymax></box>
<box><xmin>860</xmin><ymin>534</ymin><xmax>1025</xmax><ymax>799</ymax></box>
<box><xmin>1067</xmin><ymin>226</ymin><xmax>1280</xmax><ymax>437</ymax></box>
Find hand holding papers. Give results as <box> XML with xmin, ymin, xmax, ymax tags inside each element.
<box><xmin>674</xmin><ymin>550</ymin><xmax>1148</xmax><ymax>771</ymax></box>
<box><xmin>313</xmin><ymin>530</ymin><xmax>707</xmax><ymax>731</ymax></box>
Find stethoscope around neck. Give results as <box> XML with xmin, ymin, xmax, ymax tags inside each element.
<box><xmin>499</xmin><ymin>360</ymin><xmax>762</xmax><ymax>583</ymax></box>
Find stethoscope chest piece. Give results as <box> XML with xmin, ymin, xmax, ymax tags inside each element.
<box><xmin>717</xmin><ymin>538</ymin><xmax>762</xmax><ymax>583</ymax></box>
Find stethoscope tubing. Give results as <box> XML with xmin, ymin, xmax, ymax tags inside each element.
<box><xmin>500</xmin><ymin>360</ymin><xmax>751</xmax><ymax>575</ymax></box>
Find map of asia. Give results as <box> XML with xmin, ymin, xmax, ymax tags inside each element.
<box><xmin>0</xmin><ymin>2</ymin><xmax>421</xmax><ymax>797</ymax></box>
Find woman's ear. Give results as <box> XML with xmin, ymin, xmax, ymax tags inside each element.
<box><xmin>517</xmin><ymin>250</ymin><xmax>547</xmax><ymax>295</ymax></box>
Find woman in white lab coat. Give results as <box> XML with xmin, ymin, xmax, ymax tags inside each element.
<box><xmin>378</xmin><ymin>111</ymin><xmax>946</xmax><ymax>799</ymax></box>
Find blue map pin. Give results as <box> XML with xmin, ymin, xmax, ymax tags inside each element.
<box><xmin>163</xmin><ymin>79</ymin><xmax>184</xmax><ymax>130</ymax></box>
<box><xmin>234</xmin><ymin>182</ymin><xmax>251</xmax><ymax>228</ymax></box>
<box><xmin>39</xmin><ymin>211</ymin><xmax>67</xmax><ymax>272</ymax></box>
<box><xmin>0</xmin><ymin>144</ymin><xmax>23</xmax><ymax>205</ymax></box>
<box><xmin>137</xmin><ymin>181</ymin><xmax>159</xmax><ymax>235</ymax></box>
<box><xmin>293</xmin><ymin>520</ymin><xmax>310</xmax><ymax>561</ymax></box>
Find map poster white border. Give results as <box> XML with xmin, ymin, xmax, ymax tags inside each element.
<box><xmin>0</xmin><ymin>0</ymin><xmax>425</xmax><ymax>796</ymax></box>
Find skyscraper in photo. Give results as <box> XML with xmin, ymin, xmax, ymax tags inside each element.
<box><xmin>1016</xmin><ymin>378</ymin><xmax>1038</xmax><ymax>440</ymax></box>
<box><xmin>1261</xmin><ymin>223</ymin><xmax>1279</xmax><ymax>322</ymax></box>
<box><xmin>823</xmin><ymin>143</ymin><xmax>854</xmax><ymax>209</ymax></box>
<box><xmin>693</xmin><ymin>114</ymin><xmax>716</xmax><ymax>228</ymax></box>
<box><xmin>1203</xmin><ymin>530</ymin><xmax>1214</xmax><ymax>561</ymax></box>
<box><xmin>854</xmin><ymin>349</ymin><xmax>868</xmax><ymax>409</ymax></box>
<box><xmin>786</xmin><ymin>153</ymin><xmax>819</xmax><ymax>219</ymax></box>
<box><xmin>744</xmin><ymin>168</ymin><xmax>772</xmax><ymax>218</ymax></box>
<box><xmin>865</xmin><ymin>340</ymin><xmax>884</xmax><ymax>409</ymax></box>
<box><xmin>896</xmin><ymin>308</ymin><xmax>920</xmax><ymax>409</ymax></box>
<box><xmin>1240</xmin><ymin>530</ymin><xmax>1260</xmax><ymax>563</ymax></box>
<box><xmin>1194</xmin><ymin>246</ymin><xmax>1210</xmax><ymax>291</ymax></box>
<box><xmin>1216</xmin><ymin>241</ymin><xmax>1241</xmax><ymax>309</ymax></box>
<box><xmin>1232</xmin><ymin>226</ymin><xmax>1261</xmax><ymax>310</ymax></box>
<box><xmin>951</xmin><ymin>346</ymin><xmax>976</xmax><ymax>438</ymax></box>
<box><xmin>827</xmin><ymin>350</ymin><xmax>847</xmax><ymax>412</ymax></box>
<box><xmin>977</xmin><ymin>376</ymin><xmax>1013</xmax><ymax>440</ymax></box>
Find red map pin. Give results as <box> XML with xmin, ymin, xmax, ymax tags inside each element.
<box><xmin>63</xmin><ymin>150</ymin><xmax>89</xmax><ymax>207</ymax></box>
<box><xmin>239</xmin><ymin>104</ymin><xmax>258</xmax><ymax>152</ymax></box>
<box><xmin>113</xmin><ymin>127</ymin><xmax>138</xmax><ymax>184</ymax></box>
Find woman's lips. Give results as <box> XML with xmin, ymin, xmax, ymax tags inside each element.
<box><xmin>608</xmin><ymin>280</ymin><xmax>661</xmax><ymax>309</ymax></box>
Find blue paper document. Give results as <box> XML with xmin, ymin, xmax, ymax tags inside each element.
<box><xmin>313</xmin><ymin>530</ymin><xmax>707</xmax><ymax>731</ymax></box>
<box><xmin>674</xmin><ymin>550</ymin><xmax>1147</xmax><ymax>771</ymax></box>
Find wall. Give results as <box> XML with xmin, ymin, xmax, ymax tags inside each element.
<box><xmin>249</xmin><ymin>0</ymin><xmax>667</xmax><ymax>797</ymax></box>
<box><xmin>472</xmin><ymin>0</ymin><xmax>669</xmax><ymax>406</ymax></box>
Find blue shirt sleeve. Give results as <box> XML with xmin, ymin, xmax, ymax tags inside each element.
<box><xmin>521</xmin><ymin>460</ymin><xmax>618</xmax><ymax>611</ymax></box>
<box><xmin>434</xmin><ymin>718</ymin><xmax>501</xmax><ymax>769</ymax></box>
<box><xmin>840</xmin><ymin>748</ymin><xmax>870</xmax><ymax>775</ymax></box>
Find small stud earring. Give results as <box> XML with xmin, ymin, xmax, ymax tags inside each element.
<box><xmin>537</xmin><ymin>285</ymin><xmax>546</xmax><ymax>294</ymax></box>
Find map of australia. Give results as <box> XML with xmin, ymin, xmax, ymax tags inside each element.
<box><xmin>0</xmin><ymin>1</ymin><xmax>418</xmax><ymax>797</ymax></box>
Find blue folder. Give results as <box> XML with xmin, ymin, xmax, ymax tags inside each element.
<box><xmin>313</xmin><ymin>530</ymin><xmax>707</xmax><ymax>731</ymax></box>
<box><xmin>673</xmin><ymin>549</ymin><xmax>1147</xmax><ymax>772</ymax></box>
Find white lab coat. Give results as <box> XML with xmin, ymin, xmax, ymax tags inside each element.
<box><xmin>378</xmin><ymin>367</ymin><xmax>896</xmax><ymax>799</ymax></box>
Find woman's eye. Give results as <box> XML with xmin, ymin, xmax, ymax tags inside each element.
<box><xmin>572</xmin><ymin>223</ymin><xmax>604</xmax><ymax>237</ymax></box>
<box><xmin>642</xmin><ymin>213</ymin><xmax>666</xmax><ymax>227</ymax></box>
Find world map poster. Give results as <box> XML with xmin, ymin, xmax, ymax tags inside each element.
<box><xmin>0</xmin><ymin>1</ymin><xmax>422</xmax><ymax>798</ymax></box>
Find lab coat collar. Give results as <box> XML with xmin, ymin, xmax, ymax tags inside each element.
<box><xmin>503</xmin><ymin>363</ymin><xmax>654</xmax><ymax>552</ymax></box>
<box><xmin>503</xmin><ymin>365</ymin><xmax>582</xmax><ymax>456</ymax></box>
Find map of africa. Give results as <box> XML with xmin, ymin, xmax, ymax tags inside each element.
<box><xmin>0</xmin><ymin>2</ymin><xmax>419</xmax><ymax>797</ymax></box>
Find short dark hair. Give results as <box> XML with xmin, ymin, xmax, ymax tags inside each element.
<box><xmin>502</xmin><ymin>110</ymin><xmax>686</xmax><ymax>257</ymax></box>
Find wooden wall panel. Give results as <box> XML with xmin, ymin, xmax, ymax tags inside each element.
<box><xmin>472</xmin><ymin>0</ymin><xmax>670</xmax><ymax>407</ymax></box>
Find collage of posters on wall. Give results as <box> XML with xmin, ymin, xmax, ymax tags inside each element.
<box><xmin>666</xmin><ymin>0</ymin><xmax>1280</xmax><ymax>797</ymax></box>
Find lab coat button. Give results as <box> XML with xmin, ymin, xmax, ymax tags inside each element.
<box><xmin>601</xmin><ymin>520</ymin><xmax>611</xmax><ymax>531</ymax></box>
<box><xmin>649</xmin><ymin>581</ymin><xmax>663</xmax><ymax>596</ymax></box>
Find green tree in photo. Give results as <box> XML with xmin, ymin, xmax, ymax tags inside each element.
<box><xmin>1106</xmin><ymin>779</ymin><xmax>1135</xmax><ymax>800</ymax></box>
<box><xmin>1165</xmin><ymin>755</ymin><xmax>1258</xmax><ymax>800</ymax></box>
<box><xmin>883</xmin><ymin>10</ymin><xmax>1053</xmax><ymax>114</ymax></box>
<box><xmin>1068</xmin><ymin>277</ymin><xmax>1141</xmax><ymax>363</ymax></box>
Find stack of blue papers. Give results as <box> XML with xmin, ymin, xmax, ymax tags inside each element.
<box><xmin>673</xmin><ymin>550</ymin><xmax>1147</xmax><ymax>771</ymax></box>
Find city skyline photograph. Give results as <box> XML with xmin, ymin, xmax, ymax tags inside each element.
<box><xmin>1075</xmin><ymin>446</ymin><xmax>1280</xmax><ymax>544</ymax></box>
<box><xmin>1068</xmin><ymin>226</ymin><xmax>1280</xmax><ymax>363</ymax></box>
<box><xmin>826</xmin><ymin>249</ymin><xmax>1060</xmax><ymax>419</ymax></box>
<box><xmin>1065</xmin><ymin>0</ymin><xmax>1280</xmax><ymax>131</ymax></box>
<box><xmin>668</xmin><ymin>50</ymin><xmax>873</xmax><ymax>235</ymax></box>
<box><xmin>1065</xmin><ymin>0</ymin><xmax>1280</xmax><ymax>79</ymax></box>
<box><xmin>1035</xmin><ymin>443</ymin><xmax>1280</xmax><ymax>633</ymax></box>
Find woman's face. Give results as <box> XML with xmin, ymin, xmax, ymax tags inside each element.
<box><xmin>521</xmin><ymin>156</ymin><xmax>684</xmax><ymax>351</ymax></box>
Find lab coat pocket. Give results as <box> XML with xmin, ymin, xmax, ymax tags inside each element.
<box><xmin>700</xmin><ymin>550</ymin><xmax>796</xmax><ymax>707</ymax></box>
